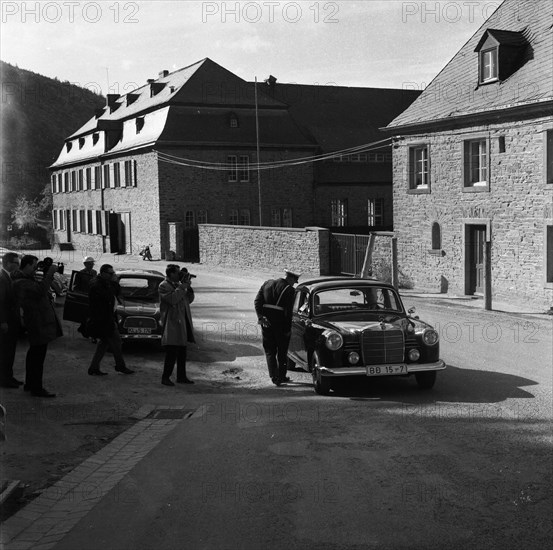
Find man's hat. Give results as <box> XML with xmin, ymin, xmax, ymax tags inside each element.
<box><xmin>83</xmin><ymin>256</ymin><xmax>95</xmax><ymax>263</ymax></box>
<box><xmin>284</xmin><ymin>269</ymin><xmax>301</xmax><ymax>282</ymax></box>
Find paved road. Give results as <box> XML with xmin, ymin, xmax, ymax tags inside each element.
<box><xmin>2</xmin><ymin>257</ymin><xmax>552</xmax><ymax>549</ymax></box>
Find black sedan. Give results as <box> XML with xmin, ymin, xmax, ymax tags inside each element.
<box><xmin>63</xmin><ymin>269</ymin><xmax>165</xmax><ymax>342</ymax></box>
<box><xmin>287</xmin><ymin>277</ymin><xmax>446</xmax><ymax>395</ymax></box>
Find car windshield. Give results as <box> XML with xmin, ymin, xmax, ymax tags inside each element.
<box><xmin>313</xmin><ymin>286</ymin><xmax>403</xmax><ymax>315</ymax></box>
<box><xmin>119</xmin><ymin>277</ymin><xmax>161</xmax><ymax>302</ymax></box>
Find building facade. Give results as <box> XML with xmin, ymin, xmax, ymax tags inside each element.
<box><xmin>386</xmin><ymin>0</ymin><xmax>553</xmax><ymax>310</ymax></box>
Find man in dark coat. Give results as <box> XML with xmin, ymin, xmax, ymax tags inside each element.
<box><xmin>0</xmin><ymin>252</ymin><xmax>22</xmax><ymax>388</ymax></box>
<box><xmin>87</xmin><ymin>264</ymin><xmax>134</xmax><ymax>376</ymax></box>
<box><xmin>254</xmin><ymin>269</ymin><xmax>300</xmax><ymax>386</ymax></box>
<box><xmin>12</xmin><ymin>255</ymin><xmax>63</xmax><ymax>397</ymax></box>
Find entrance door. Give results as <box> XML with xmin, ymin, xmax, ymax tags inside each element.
<box><xmin>118</xmin><ymin>212</ymin><xmax>131</xmax><ymax>254</ymax></box>
<box><xmin>468</xmin><ymin>225</ymin><xmax>486</xmax><ymax>294</ymax></box>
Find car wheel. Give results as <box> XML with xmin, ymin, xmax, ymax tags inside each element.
<box><xmin>415</xmin><ymin>371</ymin><xmax>437</xmax><ymax>389</ymax></box>
<box><xmin>311</xmin><ymin>353</ymin><xmax>331</xmax><ymax>396</ymax></box>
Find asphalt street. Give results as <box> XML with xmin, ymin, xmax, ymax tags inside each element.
<box><xmin>2</xmin><ymin>254</ymin><xmax>552</xmax><ymax>549</ymax></box>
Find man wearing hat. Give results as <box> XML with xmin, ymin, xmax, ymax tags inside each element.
<box><xmin>75</xmin><ymin>256</ymin><xmax>97</xmax><ymax>294</ymax></box>
<box><xmin>254</xmin><ymin>269</ymin><xmax>300</xmax><ymax>386</ymax></box>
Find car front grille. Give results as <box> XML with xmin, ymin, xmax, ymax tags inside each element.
<box><xmin>123</xmin><ymin>316</ymin><xmax>157</xmax><ymax>329</ymax></box>
<box><xmin>362</xmin><ymin>329</ymin><xmax>404</xmax><ymax>365</ymax></box>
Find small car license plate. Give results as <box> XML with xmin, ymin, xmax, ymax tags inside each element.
<box><xmin>366</xmin><ymin>365</ymin><xmax>406</xmax><ymax>376</ymax></box>
<box><xmin>128</xmin><ymin>328</ymin><xmax>152</xmax><ymax>334</ymax></box>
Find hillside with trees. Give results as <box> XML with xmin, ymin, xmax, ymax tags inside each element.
<box><xmin>0</xmin><ymin>61</ymin><xmax>105</xmax><ymax>245</ymax></box>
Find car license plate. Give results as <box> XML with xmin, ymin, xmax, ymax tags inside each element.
<box><xmin>127</xmin><ymin>328</ymin><xmax>152</xmax><ymax>334</ymax></box>
<box><xmin>366</xmin><ymin>365</ymin><xmax>406</xmax><ymax>376</ymax></box>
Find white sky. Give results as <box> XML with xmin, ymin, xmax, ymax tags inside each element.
<box><xmin>1</xmin><ymin>1</ymin><xmax>501</xmax><ymax>94</ymax></box>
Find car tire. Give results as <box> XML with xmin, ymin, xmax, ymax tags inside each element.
<box><xmin>311</xmin><ymin>353</ymin><xmax>331</xmax><ymax>396</ymax></box>
<box><xmin>415</xmin><ymin>371</ymin><xmax>437</xmax><ymax>389</ymax></box>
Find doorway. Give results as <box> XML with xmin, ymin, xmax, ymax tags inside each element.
<box><xmin>466</xmin><ymin>225</ymin><xmax>486</xmax><ymax>295</ymax></box>
<box><xmin>108</xmin><ymin>212</ymin><xmax>131</xmax><ymax>254</ymax></box>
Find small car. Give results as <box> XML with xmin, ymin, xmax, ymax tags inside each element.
<box><xmin>287</xmin><ymin>277</ymin><xmax>446</xmax><ymax>395</ymax></box>
<box><xmin>63</xmin><ymin>268</ymin><xmax>165</xmax><ymax>341</ymax></box>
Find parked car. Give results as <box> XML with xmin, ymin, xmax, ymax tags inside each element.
<box><xmin>287</xmin><ymin>277</ymin><xmax>446</xmax><ymax>395</ymax></box>
<box><xmin>63</xmin><ymin>269</ymin><xmax>165</xmax><ymax>342</ymax></box>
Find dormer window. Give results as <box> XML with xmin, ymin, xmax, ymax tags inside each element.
<box><xmin>78</xmin><ymin>137</ymin><xmax>85</xmax><ymax>149</ymax></box>
<box><xmin>136</xmin><ymin>117</ymin><xmax>145</xmax><ymax>134</ymax></box>
<box><xmin>150</xmin><ymin>82</ymin><xmax>166</xmax><ymax>97</ymax></box>
<box><xmin>92</xmin><ymin>133</ymin><xmax>99</xmax><ymax>145</ymax></box>
<box><xmin>480</xmin><ymin>48</ymin><xmax>498</xmax><ymax>83</ymax></box>
<box><xmin>66</xmin><ymin>142</ymin><xmax>73</xmax><ymax>152</ymax></box>
<box><xmin>475</xmin><ymin>28</ymin><xmax>528</xmax><ymax>85</ymax></box>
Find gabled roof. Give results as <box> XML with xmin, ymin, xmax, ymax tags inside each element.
<box><xmin>67</xmin><ymin>58</ymin><xmax>287</xmax><ymax>140</ymax></box>
<box><xmin>258</xmin><ymin>83</ymin><xmax>421</xmax><ymax>152</ymax></box>
<box><xmin>387</xmin><ymin>0</ymin><xmax>553</xmax><ymax>130</ymax></box>
<box><xmin>474</xmin><ymin>28</ymin><xmax>528</xmax><ymax>50</ymax></box>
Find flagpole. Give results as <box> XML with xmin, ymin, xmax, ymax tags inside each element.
<box><xmin>254</xmin><ymin>77</ymin><xmax>262</xmax><ymax>226</ymax></box>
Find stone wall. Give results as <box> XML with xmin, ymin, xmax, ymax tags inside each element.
<box><xmin>392</xmin><ymin>115</ymin><xmax>553</xmax><ymax>309</ymax></box>
<box><xmin>199</xmin><ymin>224</ymin><xmax>330</xmax><ymax>275</ymax></box>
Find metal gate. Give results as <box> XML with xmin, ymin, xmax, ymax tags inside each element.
<box><xmin>330</xmin><ymin>233</ymin><xmax>371</xmax><ymax>276</ymax></box>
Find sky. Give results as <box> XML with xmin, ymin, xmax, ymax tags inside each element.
<box><xmin>1</xmin><ymin>0</ymin><xmax>502</xmax><ymax>94</ymax></box>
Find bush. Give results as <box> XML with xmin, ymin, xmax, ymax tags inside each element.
<box><xmin>8</xmin><ymin>236</ymin><xmax>42</xmax><ymax>250</ymax></box>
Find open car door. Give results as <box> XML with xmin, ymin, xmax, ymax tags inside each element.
<box><xmin>62</xmin><ymin>270</ymin><xmax>91</xmax><ymax>323</ymax></box>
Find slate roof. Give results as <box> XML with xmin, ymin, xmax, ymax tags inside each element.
<box><xmin>258</xmin><ymin>83</ymin><xmax>421</xmax><ymax>152</ymax></box>
<box><xmin>387</xmin><ymin>0</ymin><xmax>553</xmax><ymax>130</ymax></box>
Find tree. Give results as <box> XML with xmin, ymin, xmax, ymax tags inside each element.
<box><xmin>11</xmin><ymin>184</ymin><xmax>52</xmax><ymax>232</ymax></box>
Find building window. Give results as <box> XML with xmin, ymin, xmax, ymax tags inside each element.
<box><xmin>64</xmin><ymin>172</ymin><xmax>69</xmax><ymax>192</ymax></box>
<box><xmin>79</xmin><ymin>169</ymin><xmax>84</xmax><ymax>191</ymax></box>
<box><xmin>124</xmin><ymin>160</ymin><xmax>136</xmax><ymax>187</ymax></box>
<box><xmin>431</xmin><ymin>222</ymin><xmax>442</xmax><ymax>250</ymax></box>
<box><xmin>79</xmin><ymin>210</ymin><xmax>86</xmax><ymax>233</ymax></box>
<box><xmin>239</xmin><ymin>209</ymin><xmax>251</xmax><ymax>225</ymax></box>
<box><xmin>465</xmin><ymin>139</ymin><xmax>488</xmax><ymax>186</ymax></box>
<box><xmin>87</xmin><ymin>210</ymin><xmax>93</xmax><ymax>234</ymax></box>
<box><xmin>271</xmin><ymin>208</ymin><xmax>281</xmax><ymax>227</ymax></box>
<box><xmin>229</xmin><ymin>114</ymin><xmax>238</xmax><ymax>128</ymax></box>
<box><xmin>185</xmin><ymin>210</ymin><xmax>195</xmax><ymax>228</ymax></box>
<box><xmin>94</xmin><ymin>166</ymin><xmax>102</xmax><ymax>190</ymax></box>
<box><xmin>331</xmin><ymin>199</ymin><xmax>348</xmax><ymax>227</ymax></box>
<box><xmin>367</xmin><ymin>198</ymin><xmax>384</xmax><ymax>226</ymax></box>
<box><xmin>103</xmin><ymin>165</ymin><xmax>110</xmax><ymax>189</ymax></box>
<box><xmin>72</xmin><ymin>210</ymin><xmax>77</xmax><ymax>231</ymax></box>
<box><xmin>479</xmin><ymin>48</ymin><xmax>498</xmax><ymax>83</ymax></box>
<box><xmin>282</xmin><ymin>208</ymin><xmax>292</xmax><ymax>227</ymax></box>
<box><xmin>51</xmin><ymin>175</ymin><xmax>56</xmax><ymax>194</ymax></box>
<box><xmin>71</xmin><ymin>171</ymin><xmax>77</xmax><ymax>192</ymax></box>
<box><xmin>59</xmin><ymin>210</ymin><xmax>65</xmax><ymax>231</ymax></box>
<box><xmin>409</xmin><ymin>146</ymin><xmax>429</xmax><ymax>189</ymax></box>
<box><xmin>113</xmin><ymin>162</ymin><xmax>121</xmax><ymax>188</ymax></box>
<box><xmin>52</xmin><ymin>210</ymin><xmax>57</xmax><ymax>230</ymax></box>
<box><xmin>546</xmin><ymin>130</ymin><xmax>553</xmax><ymax>185</ymax></box>
<box><xmin>240</xmin><ymin>155</ymin><xmax>249</xmax><ymax>182</ymax></box>
<box><xmin>95</xmin><ymin>210</ymin><xmax>103</xmax><ymax>235</ymax></box>
<box><xmin>229</xmin><ymin>209</ymin><xmax>239</xmax><ymax>225</ymax></box>
<box><xmin>228</xmin><ymin>156</ymin><xmax>237</xmax><ymax>182</ymax></box>
<box><xmin>547</xmin><ymin>226</ymin><xmax>553</xmax><ymax>284</ymax></box>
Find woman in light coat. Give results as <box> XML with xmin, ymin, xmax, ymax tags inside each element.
<box><xmin>158</xmin><ymin>264</ymin><xmax>195</xmax><ymax>386</ymax></box>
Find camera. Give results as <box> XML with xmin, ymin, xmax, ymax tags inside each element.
<box><xmin>37</xmin><ymin>257</ymin><xmax>65</xmax><ymax>275</ymax></box>
<box><xmin>179</xmin><ymin>267</ymin><xmax>196</xmax><ymax>283</ymax></box>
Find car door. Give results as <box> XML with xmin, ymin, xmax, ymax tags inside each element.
<box><xmin>289</xmin><ymin>289</ymin><xmax>310</xmax><ymax>367</ymax></box>
<box><xmin>62</xmin><ymin>270</ymin><xmax>91</xmax><ymax>322</ymax></box>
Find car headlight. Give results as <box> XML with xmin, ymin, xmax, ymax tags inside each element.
<box><xmin>324</xmin><ymin>330</ymin><xmax>343</xmax><ymax>351</ymax></box>
<box><xmin>422</xmin><ymin>329</ymin><xmax>439</xmax><ymax>346</ymax></box>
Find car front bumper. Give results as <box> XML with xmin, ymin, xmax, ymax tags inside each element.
<box><xmin>318</xmin><ymin>360</ymin><xmax>446</xmax><ymax>377</ymax></box>
<box><xmin>120</xmin><ymin>334</ymin><xmax>162</xmax><ymax>340</ymax></box>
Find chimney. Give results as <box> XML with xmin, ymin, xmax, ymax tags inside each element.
<box><xmin>106</xmin><ymin>94</ymin><xmax>120</xmax><ymax>107</ymax></box>
<box><xmin>147</xmin><ymin>78</ymin><xmax>155</xmax><ymax>84</ymax></box>
<box><xmin>159</xmin><ymin>70</ymin><xmax>169</xmax><ymax>78</ymax></box>
<box><xmin>265</xmin><ymin>75</ymin><xmax>277</xmax><ymax>88</ymax></box>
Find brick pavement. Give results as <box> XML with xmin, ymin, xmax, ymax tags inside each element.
<box><xmin>1</xmin><ymin>406</ymin><xmax>194</xmax><ymax>550</ymax></box>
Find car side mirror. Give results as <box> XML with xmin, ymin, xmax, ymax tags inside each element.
<box><xmin>408</xmin><ymin>306</ymin><xmax>416</xmax><ymax>315</ymax></box>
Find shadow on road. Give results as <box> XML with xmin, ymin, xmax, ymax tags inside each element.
<box><xmin>325</xmin><ymin>364</ymin><xmax>538</xmax><ymax>404</ymax></box>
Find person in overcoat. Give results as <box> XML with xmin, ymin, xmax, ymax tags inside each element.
<box><xmin>158</xmin><ymin>264</ymin><xmax>195</xmax><ymax>386</ymax></box>
<box><xmin>0</xmin><ymin>252</ymin><xmax>22</xmax><ymax>388</ymax></box>
<box><xmin>12</xmin><ymin>255</ymin><xmax>63</xmax><ymax>397</ymax></box>
<box><xmin>87</xmin><ymin>264</ymin><xmax>134</xmax><ymax>376</ymax></box>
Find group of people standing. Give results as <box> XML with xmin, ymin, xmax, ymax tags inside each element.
<box><xmin>0</xmin><ymin>253</ymin><xmax>196</xmax><ymax>397</ymax></box>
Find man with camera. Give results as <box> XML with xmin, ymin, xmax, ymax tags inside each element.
<box><xmin>12</xmin><ymin>255</ymin><xmax>63</xmax><ymax>397</ymax></box>
<box><xmin>158</xmin><ymin>264</ymin><xmax>196</xmax><ymax>386</ymax></box>
<box><xmin>87</xmin><ymin>264</ymin><xmax>134</xmax><ymax>376</ymax></box>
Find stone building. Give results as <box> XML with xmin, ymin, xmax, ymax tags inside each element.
<box><xmin>50</xmin><ymin>58</ymin><xmax>420</xmax><ymax>259</ymax></box>
<box><xmin>50</xmin><ymin>58</ymin><xmax>317</xmax><ymax>258</ymax></box>
<box><xmin>385</xmin><ymin>0</ymin><xmax>553</xmax><ymax>310</ymax></box>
